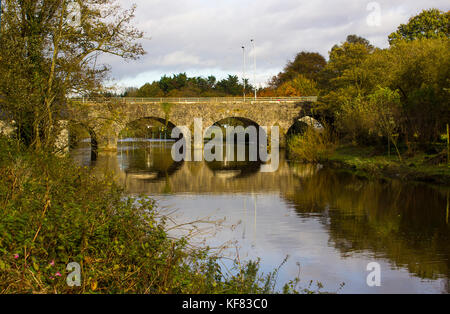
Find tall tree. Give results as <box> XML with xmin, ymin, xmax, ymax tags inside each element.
<box><xmin>0</xmin><ymin>0</ymin><xmax>145</xmax><ymax>150</ymax></box>
<box><xmin>317</xmin><ymin>35</ymin><xmax>375</xmax><ymax>121</ymax></box>
<box><xmin>270</xmin><ymin>51</ymin><xmax>326</xmax><ymax>88</ymax></box>
<box><xmin>333</xmin><ymin>38</ymin><xmax>449</xmax><ymax>145</ymax></box>
<box><xmin>324</xmin><ymin>35</ymin><xmax>375</xmax><ymax>86</ymax></box>
<box><xmin>215</xmin><ymin>75</ymin><xmax>251</xmax><ymax>96</ymax></box>
<box><xmin>388</xmin><ymin>9</ymin><xmax>450</xmax><ymax>44</ymax></box>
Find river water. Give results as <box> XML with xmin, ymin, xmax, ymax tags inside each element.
<box><xmin>72</xmin><ymin>141</ymin><xmax>450</xmax><ymax>294</ymax></box>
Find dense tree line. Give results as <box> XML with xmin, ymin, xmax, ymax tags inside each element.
<box><xmin>123</xmin><ymin>73</ymin><xmax>254</xmax><ymax>97</ymax></box>
<box><xmin>274</xmin><ymin>9</ymin><xmax>449</xmax><ymax>154</ymax></box>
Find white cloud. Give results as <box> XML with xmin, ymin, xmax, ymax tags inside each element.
<box><xmin>155</xmin><ymin>51</ymin><xmax>213</xmax><ymax>67</ymax></box>
<box><xmin>101</xmin><ymin>0</ymin><xmax>450</xmax><ymax>88</ymax></box>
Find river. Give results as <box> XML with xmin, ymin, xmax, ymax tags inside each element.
<box><xmin>71</xmin><ymin>140</ymin><xmax>450</xmax><ymax>294</ymax></box>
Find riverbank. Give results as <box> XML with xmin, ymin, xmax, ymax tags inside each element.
<box><xmin>324</xmin><ymin>145</ymin><xmax>450</xmax><ymax>185</ymax></box>
<box><xmin>0</xmin><ymin>137</ymin><xmax>305</xmax><ymax>294</ymax></box>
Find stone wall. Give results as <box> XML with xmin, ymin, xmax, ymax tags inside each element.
<box><xmin>67</xmin><ymin>100</ymin><xmax>308</xmax><ymax>151</ymax></box>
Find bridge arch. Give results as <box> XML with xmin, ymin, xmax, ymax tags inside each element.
<box><xmin>67</xmin><ymin>120</ymin><xmax>99</xmax><ymax>160</ymax></box>
<box><xmin>286</xmin><ymin>116</ymin><xmax>324</xmax><ymax>138</ymax></box>
<box><xmin>118</xmin><ymin>116</ymin><xmax>179</xmax><ymax>141</ymax></box>
<box><xmin>206</xmin><ymin>116</ymin><xmax>267</xmax><ymax>142</ymax></box>
<box><xmin>202</xmin><ymin>116</ymin><xmax>271</xmax><ymax>167</ymax></box>
<box><xmin>206</xmin><ymin>158</ymin><xmax>262</xmax><ymax>179</ymax></box>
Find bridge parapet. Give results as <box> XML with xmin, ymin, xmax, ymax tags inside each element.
<box><xmin>70</xmin><ymin>96</ymin><xmax>318</xmax><ymax>105</ymax></box>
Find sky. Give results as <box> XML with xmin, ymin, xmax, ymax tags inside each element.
<box><xmin>102</xmin><ymin>0</ymin><xmax>449</xmax><ymax>90</ymax></box>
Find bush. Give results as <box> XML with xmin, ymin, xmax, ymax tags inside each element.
<box><xmin>287</xmin><ymin>127</ymin><xmax>336</xmax><ymax>163</ymax></box>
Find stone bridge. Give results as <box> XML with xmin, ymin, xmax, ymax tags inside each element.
<box><xmin>66</xmin><ymin>97</ymin><xmax>318</xmax><ymax>152</ymax></box>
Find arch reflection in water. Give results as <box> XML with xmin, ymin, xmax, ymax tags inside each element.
<box><xmin>118</xmin><ymin>141</ymin><xmax>183</xmax><ymax>181</ymax></box>
<box><xmin>71</xmin><ymin>141</ymin><xmax>450</xmax><ymax>294</ymax></box>
<box><xmin>115</xmin><ymin>142</ymin><xmax>290</xmax><ymax>194</ymax></box>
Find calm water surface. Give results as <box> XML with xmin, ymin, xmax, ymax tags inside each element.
<box><xmin>72</xmin><ymin>141</ymin><xmax>450</xmax><ymax>294</ymax></box>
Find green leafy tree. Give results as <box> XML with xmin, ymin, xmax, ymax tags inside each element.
<box><xmin>131</xmin><ymin>73</ymin><xmax>254</xmax><ymax>98</ymax></box>
<box><xmin>368</xmin><ymin>87</ymin><xmax>403</xmax><ymax>160</ymax></box>
<box><xmin>270</xmin><ymin>52</ymin><xmax>326</xmax><ymax>88</ymax></box>
<box><xmin>387</xmin><ymin>38</ymin><xmax>450</xmax><ymax>144</ymax></box>
<box><xmin>137</xmin><ymin>82</ymin><xmax>164</xmax><ymax>97</ymax></box>
<box><xmin>317</xmin><ymin>35</ymin><xmax>375</xmax><ymax>122</ymax></box>
<box><xmin>123</xmin><ymin>87</ymin><xmax>139</xmax><ymax>97</ymax></box>
<box><xmin>159</xmin><ymin>73</ymin><xmax>189</xmax><ymax>94</ymax></box>
<box><xmin>0</xmin><ymin>0</ymin><xmax>145</xmax><ymax>150</ymax></box>
<box><xmin>388</xmin><ymin>9</ymin><xmax>449</xmax><ymax>44</ymax></box>
<box><xmin>333</xmin><ymin>38</ymin><xmax>449</xmax><ymax>147</ymax></box>
<box><xmin>215</xmin><ymin>75</ymin><xmax>251</xmax><ymax>96</ymax></box>
<box><xmin>322</xmin><ymin>35</ymin><xmax>375</xmax><ymax>89</ymax></box>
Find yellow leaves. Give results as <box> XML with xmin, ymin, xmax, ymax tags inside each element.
<box><xmin>275</xmin><ymin>74</ymin><xmax>318</xmax><ymax>97</ymax></box>
<box><xmin>84</xmin><ymin>256</ymin><xmax>103</xmax><ymax>264</ymax></box>
<box><xmin>91</xmin><ymin>280</ymin><xmax>98</xmax><ymax>291</ymax></box>
<box><xmin>84</xmin><ymin>256</ymin><xmax>93</xmax><ymax>264</ymax></box>
<box><xmin>277</xmin><ymin>82</ymin><xmax>300</xmax><ymax>97</ymax></box>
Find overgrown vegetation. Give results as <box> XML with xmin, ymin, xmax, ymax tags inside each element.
<box><xmin>284</xmin><ymin>9</ymin><xmax>449</xmax><ymax>182</ymax></box>
<box><xmin>288</xmin><ymin>127</ymin><xmax>336</xmax><ymax>163</ymax></box>
<box><xmin>0</xmin><ymin>137</ymin><xmax>313</xmax><ymax>294</ymax></box>
<box><xmin>327</xmin><ymin>145</ymin><xmax>450</xmax><ymax>184</ymax></box>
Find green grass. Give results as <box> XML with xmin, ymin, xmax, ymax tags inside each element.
<box><xmin>327</xmin><ymin>145</ymin><xmax>450</xmax><ymax>184</ymax></box>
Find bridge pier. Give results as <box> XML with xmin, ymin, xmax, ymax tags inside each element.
<box><xmin>98</xmin><ymin>136</ymin><xmax>118</xmax><ymax>152</ymax></box>
<box><xmin>94</xmin><ymin>124</ymin><xmax>122</xmax><ymax>152</ymax></box>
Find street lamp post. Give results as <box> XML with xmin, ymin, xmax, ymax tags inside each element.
<box><xmin>251</xmin><ymin>39</ymin><xmax>257</xmax><ymax>100</ymax></box>
<box><xmin>242</xmin><ymin>46</ymin><xmax>246</xmax><ymax>102</ymax></box>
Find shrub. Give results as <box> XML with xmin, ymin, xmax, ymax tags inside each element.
<box><xmin>287</xmin><ymin>127</ymin><xmax>336</xmax><ymax>163</ymax></box>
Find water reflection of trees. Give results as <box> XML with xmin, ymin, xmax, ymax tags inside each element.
<box><xmin>73</xmin><ymin>142</ymin><xmax>450</xmax><ymax>292</ymax></box>
<box><xmin>284</xmin><ymin>169</ymin><xmax>450</xmax><ymax>286</ymax></box>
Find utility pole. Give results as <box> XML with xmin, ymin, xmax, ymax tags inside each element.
<box><xmin>251</xmin><ymin>39</ymin><xmax>257</xmax><ymax>100</ymax></box>
<box><xmin>242</xmin><ymin>46</ymin><xmax>246</xmax><ymax>102</ymax></box>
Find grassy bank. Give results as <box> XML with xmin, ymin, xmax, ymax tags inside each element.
<box><xmin>326</xmin><ymin>145</ymin><xmax>450</xmax><ymax>185</ymax></box>
<box><xmin>0</xmin><ymin>137</ymin><xmax>306</xmax><ymax>294</ymax></box>
<box><xmin>287</xmin><ymin>129</ymin><xmax>450</xmax><ymax>185</ymax></box>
